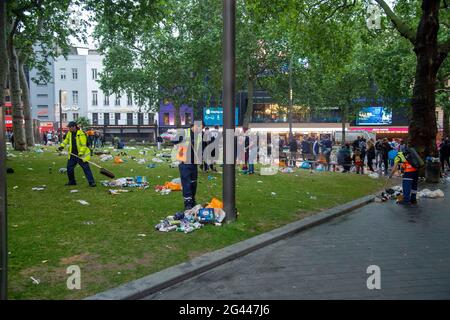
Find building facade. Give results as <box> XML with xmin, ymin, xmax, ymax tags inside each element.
<box><xmin>29</xmin><ymin>46</ymin><xmax>157</xmax><ymax>142</ymax></box>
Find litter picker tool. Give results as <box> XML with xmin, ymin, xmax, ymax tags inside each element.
<box><xmin>68</xmin><ymin>153</ymin><xmax>115</xmax><ymax>179</ymax></box>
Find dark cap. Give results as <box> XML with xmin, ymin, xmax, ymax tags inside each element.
<box><xmin>67</xmin><ymin>121</ymin><xmax>78</xmax><ymax>128</ymax></box>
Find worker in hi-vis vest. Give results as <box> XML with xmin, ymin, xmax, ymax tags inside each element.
<box><xmin>58</xmin><ymin>121</ymin><xmax>96</xmax><ymax>187</ymax></box>
<box><xmin>173</xmin><ymin>122</ymin><xmax>203</xmax><ymax>210</ymax></box>
<box><xmin>389</xmin><ymin>151</ymin><xmax>419</xmax><ymax>205</ymax></box>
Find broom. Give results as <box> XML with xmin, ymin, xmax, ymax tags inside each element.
<box><xmin>68</xmin><ymin>153</ymin><xmax>115</xmax><ymax>179</ymax></box>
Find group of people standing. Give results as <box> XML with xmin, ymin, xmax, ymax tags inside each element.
<box><xmin>337</xmin><ymin>136</ymin><xmax>407</xmax><ymax>175</ymax></box>
<box><xmin>287</xmin><ymin>135</ymin><xmax>334</xmax><ymax>169</ymax></box>
<box><xmin>42</xmin><ymin>131</ymin><xmax>59</xmax><ymax>145</ymax></box>
<box><xmin>86</xmin><ymin>128</ymin><xmax>105</xmax><ymax>150</ymax></box>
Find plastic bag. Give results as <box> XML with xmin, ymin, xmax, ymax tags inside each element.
<box><xmin>260</xmin><ymin>166</ymin><xmax>278</xmax><ymax>176</ymax></box>
<box><xmin>164</xmin><ymin>182</ymin><xmax>182</xmax><ymax>191</ymax></box>
<box><xmin>206</xmin><ymin>197</ymin><xmax>223</xmax><ymax>209</ymax></box>
<box><xmin>114</xmin><ymin>156</ymin><xmax>124</xmax><ymax>164</ymax></box>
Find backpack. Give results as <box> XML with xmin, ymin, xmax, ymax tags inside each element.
<box><xmin>404</xmin><ymin>147</ymin><xmax>424</xmax><ymax>169</ymax></box>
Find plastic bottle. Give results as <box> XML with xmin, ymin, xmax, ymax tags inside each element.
<box><xmin>184</xmin><ymin>227</ymin><xmax>194</xmax><ymax>233</ymax></box>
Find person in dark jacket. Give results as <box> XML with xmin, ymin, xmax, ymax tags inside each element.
<box><xmin>337</xmin><ymin>144</ymin><xmax>352</xmax><ymax>173</ymax></box>
<box><xmin>366</xmin><ymin>139</ymin><xmax>376</xmax><ymax>172</ymax></box>
<box><xmin>380</xmin><ymin>138</ymin><xmax>392</xmax><ymax>176</ymax></box>
<box><xmin>288</xmin><ymin>137</ymin><xmax>298</xmax><ymax>167</ymax></box>
<box><xmin>439</xmin><ymin>137</ymin><xmax>450</xmax><ymax>173</ymax></box>
<box><xmin>321</xmin><ymin>136</ymin><xmax>333</xmax><ymax>171</ymax></box>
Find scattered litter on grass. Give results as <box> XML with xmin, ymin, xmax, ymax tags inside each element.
<box><xmin>152</xmin><ymin>157</ymin><xmax>164</xmax><ymax>163</ymax></box>
<box><xmin>137</xmin><ymin>234</ymin><xmax>146</xmax><ymax>237</ymax></box>
<box><xmin>271</xmin><ymin>192</ymin><xmax>276</xmax><ymax>196</ymax></box>
<box><xmin>77</xmin><ymin>200</ymin><xmax>89</xmax><ymax>205</ymax></box>
<box><xmin>109</xmin><ymin>189</ymin><xmax>130</xmax><ymax>195</ymax></box>
<box><xmin>310</xmin><ymin>196</ymin><xmax>317</xmax><ymax>200</ymax></box>
<box><xmin>137</xmin><ymin>159</ymin><xmax>146</xmax><ymax>165</ymax></box>
<box><xmin>170</xmin><ymin>161</ymin><xmax>180</xmax><ymax>168</ymax></box>
<box><xmin>42</xmin><ymin>260</ymin><xmax>48</xmax><ymax>264</ymax></box>
<box><xmin>70</xmin><ymin>190</ymin><xmax>79</xmax><ymax>193</ymax></box>
<box><xmin>30</xmin><ymin>277</ymin><xmax>40</xmax><ymax>285</ymax></box>
<box><xmin>257</xmin><ymin>181</ymin><xmax>263</xmax><ymax>183</ymax></box>
<box><xmin>59</xmin><ymin>168</ymin><xmax>67</xmax><ymax>173</ymax></box>
<box><xmin>99</xmin><ymin>154</ymin><xmax>113</xmax><ymax>162</ymax></box>
<box><xmin>260</xmin><ymin>166</ymin><xmax>278</xmax><ymax>176</ymax></box>
<box><xmin>13</xmin><ymin>186</ymin><xmax>18</xmax><ymax>189</ymax></box>
<box><xmin>280</xmin><ymin>167</ymin><xmax>294</xmax><ymax>173</ymax></box>
<box><xmin>27</xmin><ymin>168</ymin><xmax>34</xmax><ymax>171</ymax></box>
<box><xmin>101</xmin><ymin>177</ymin><xmax>149</xmax><ymax>189</ymax></box>
<box><xmin>368</xmin><ymin>172</ymin><xmax>380</xmax><ymax>179</ymax></box>
<box><xmin>147</xmin><ymin>163</ymin><xmax>156</xmax><ymax>168</ymax></box>
<box><xmin>6</xmin><ymin>153</ymin><xmax>17</xmax><ymax>158</ymax></box>
<box><xmin>82</xmin><ymin>221</ymin><xmax>95</xmax><ymax>225</ymax></box>
<box><xmin>32</xmin><ymin>185</ymin><xmax>46</xmax><ymax>191</ymax></box>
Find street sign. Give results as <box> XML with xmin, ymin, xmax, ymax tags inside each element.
<box><xmin>203</xmin><ymin>107</ymin><xmax>239</xmax><ymax>126</ymax></box>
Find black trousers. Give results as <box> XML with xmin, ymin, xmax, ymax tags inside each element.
<box><xmin>67</xmin><ymin>156</ymin><xmax>95</xmax><ymax>185</ymax></box>
<box><xmin>179</xmin><ymin>163</ymin><xmax>198</xmax><ymax>203</ymax></box>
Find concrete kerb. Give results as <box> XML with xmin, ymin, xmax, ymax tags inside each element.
<box><xmin>86</xmin><ymin>194</ymin><xmax>376</xmax><ymax>300</ymax></box>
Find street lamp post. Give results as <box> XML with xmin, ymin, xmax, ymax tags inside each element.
<box><xmin>288</xmin><ymin>55</ymin><xmax>293</xmax><ymax>142</ymax></box>
<box><xmin>222</xmin><ymin>0</ymin><xmax>236</xmax><ymax>222</ymax></box>
<box><xmin>59</xmin><ymin>90</ymin><xmax>63</xmax><ymax>142</ymax></box>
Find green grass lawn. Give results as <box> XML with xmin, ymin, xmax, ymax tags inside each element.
<box><xmin>5</xmin><ymin>144</ymin><xmax>387</xmax><ymax>299</ymax></box>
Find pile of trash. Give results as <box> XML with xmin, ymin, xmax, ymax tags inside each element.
<box><xmin>377</xmin><ymin>185</ymin><xmax>445</xmax><ymax>202</ymax></box>
<box><xmin>155</xmin><ymin>198</ymin><xmax>226</xmax><ymax>233</ymax></box>
<box><xmin>417</xmin><ymin>189</ymin><xmax>445</xmax><ymax>199</ymax></box>
<box><xmin>280</xmin><ymin>167</ymin><xmax>294</xmax><ymax>173</ymax></box>
<box><xmin>99</xmin><ymin>154</ymin><xmax>113</xmax><ymax>162</ymax></box>
<box><xmin>101</xmin><ymin>176</ymin><xmax>149</xmax><ymax>189</ymax></box>
<box><xmin>377</xmin><ymin>186</ymin><xmax>403</xmax><ymax>202</ymax></box>
<box><xmin>154</xmin><ymin>178</ymin><xmax>182</xmax><ymax>195</ymax></box>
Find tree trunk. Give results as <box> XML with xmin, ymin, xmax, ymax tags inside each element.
<box><xmin>444</xmin><ymin>107</ymin><xmax>450</xmax><ymax>138</ymax></box>
<box><xmin>7</xmin><ymin>40</ymin><xmax>26</xmax><ymax>151</ymax></box>
<box><xmin>243</xmin><ymin>70</ymin><xmax>254</xmax><ymax>128</ymax></box>
<box><xmin>19</xmin><ymin>57</ymin><xmax>34</xmax><ymax>147</ymax></box>
<box><xmin>341</xmin><ymin>105</ymin><xmax>347</xmax><ymax>144</ymax></box>
<box><xmin>174</xmin><ymin>102</ymin><xmax>181</xmax><ymax>127</ymax></box>
<box><xmin>408</xmin><ymin>0</ymin><xmax>441</xmax><ymax>157</ymax></box>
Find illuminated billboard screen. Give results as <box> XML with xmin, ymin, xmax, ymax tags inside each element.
<box><xmin>357</xmin><ymin>107</ymin><xmax>392</xmax><ymax>125</ymax></box>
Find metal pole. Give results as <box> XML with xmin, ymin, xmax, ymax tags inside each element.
<box><xmin>288</xmin><ymin>55</ymin><xmax>293</xmax><ymax>142</ymax></box>
<box><xmin>0</xmin><ymin>93</ymin><xmax>7</xmax><ymax>300</ymax></box>
<box><xmin>59</xmin><ymin>90</ymin><xmax>63</xmax><ymax>142</ymax></box>
<box><xmin>222</xmin><ymin>0</ymin><xmax>236</xmax><ymax>222</ymax></box>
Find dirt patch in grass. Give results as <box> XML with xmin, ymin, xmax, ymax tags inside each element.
<box><xmin>59</xmin><ymin>253</ymin><xmax>95</xmax><ymax>265</ymax></box>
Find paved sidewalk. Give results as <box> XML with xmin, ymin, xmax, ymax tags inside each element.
<box><xmin>145</xmin><ymin>183</ymin><xmax>450</xmax><ymax>300</ymax></box>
